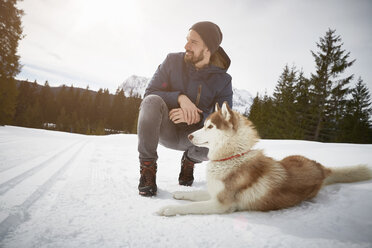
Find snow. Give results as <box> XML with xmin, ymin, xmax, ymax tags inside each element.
<box><xmin>0</xmin><ymin>126</ymin><xmax>372</xmax><ymax>248</ymax></box>
<box><xmin>232</xmin><ymin>87</ymin><xmax>253</xmax><ymax>114</ymax></box>
<box><xmin>119</xmin><ymin>75</ymin><xmax>149</xmax><ymax>98</ymax></box>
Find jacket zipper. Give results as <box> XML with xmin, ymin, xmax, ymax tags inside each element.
<box><xmin>195</xmin><ymin>85</ymin><xmax>202</xmax><ymax>107</ymax></box>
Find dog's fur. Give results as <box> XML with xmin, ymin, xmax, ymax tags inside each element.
<box><xmin>157</xmin><ymin>102</ymin><xmax>372</xmax><ymax>216</ymax></box>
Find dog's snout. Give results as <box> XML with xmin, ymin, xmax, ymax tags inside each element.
<box><xmin>188</xmin><ymin>134</ymin><xmax>194</xmax><ymax>141</ymax></box>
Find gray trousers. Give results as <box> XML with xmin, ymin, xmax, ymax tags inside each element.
<box><xmin>137</xmin><ymin>95</ymin><xmax>208</xmax><ymax>163</ymax></box>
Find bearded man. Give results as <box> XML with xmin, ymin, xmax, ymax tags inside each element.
<box><xmin>137</xmin><ymin>21</ymin><xmax>233</xmax><ymax>196</ymax></box>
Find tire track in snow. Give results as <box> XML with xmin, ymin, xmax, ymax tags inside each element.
<box><xmin>0</xmin><ymin>154</ymin><xmax>42</xmax><ymax>173</ymax></box>
<box><xmin>0</xmin><ymin>141</ymin><xmax>88</xmax><ymax>241</ymax></box>
<box><xmin>0</xmin><ymin>141</ymin><xmax>82</xmax><ymax>195</ymax></box>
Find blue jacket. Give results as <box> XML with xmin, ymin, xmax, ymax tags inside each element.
<box><xmin>145</xmin><ymin>48</ymin><xmax>233</xmax><ymax>128</ymax></box>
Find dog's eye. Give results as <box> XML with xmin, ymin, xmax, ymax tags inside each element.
<box><xmin>207</xmin><ymin>125</ymin><xmax>213</xmax><ymax>129</ymax></box>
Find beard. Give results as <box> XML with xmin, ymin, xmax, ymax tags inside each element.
<box><xmin>184</xmin><ymin>49</ymin><xmax>205</xmax><ymax>65</ymax></box>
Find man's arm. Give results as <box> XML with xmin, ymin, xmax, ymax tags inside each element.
<box><xmin>169</xmin><ymin>95</ymin><xmax>203</xmax><ymax>125</ymax></box>
<box><xmin>144</xmin><ymin>54</ymin><xmax>181</xmax><ymax>110</ymax></box>
<box><xmin>177</xmin><ymin>94</ymin><xmax>203</xmax><ymax>125</ymax></box>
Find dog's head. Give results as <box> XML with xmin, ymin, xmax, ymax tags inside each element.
<box><xmin>188</xmin><ymin>102</ymin><xmax>259</xmax><ymax>159</ymax></box>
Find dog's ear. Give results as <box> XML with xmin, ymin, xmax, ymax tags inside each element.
<box><xmin>215</xmin><ymin>102</ymin><xmax>221</xmax><ymax>112</ymax></box>
<box><xmin>221</xmin><ymin>101</ymin><xmax>232</xmax><ymax>121</ymax></box>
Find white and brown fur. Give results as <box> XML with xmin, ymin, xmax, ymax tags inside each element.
<box><xmin>157</xmin><ymin>102</ymin><xmax>372</xmax><ymax>216</ymax></box>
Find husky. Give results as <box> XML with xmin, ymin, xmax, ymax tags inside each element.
<box><xmin>157</xmin><ymin>102</ymin><xmax>372</xmax><ymax>216</ymax></box>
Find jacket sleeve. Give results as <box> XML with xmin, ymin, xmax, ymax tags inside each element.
<box><xmin>144</xmin><ymin>54</ymin><xmax>181</xmax><ymax>109</ymax></box>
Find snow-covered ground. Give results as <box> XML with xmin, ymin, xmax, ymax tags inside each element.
<box><xmin>0</xmin><ymin>126</ymin><xmax>371</xmax><ymax>248</ymax></box>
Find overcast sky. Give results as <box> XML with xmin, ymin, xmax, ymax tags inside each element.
<box><xmin>16</xmin><ymin>0</ymin><xmax>372</xmax><ymax>96</ymax></box>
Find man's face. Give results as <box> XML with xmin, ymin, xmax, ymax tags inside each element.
<box><xmin>184</xmin><ymin>30</ymin><xmax>208</xmax><ymax>65</ymax></box>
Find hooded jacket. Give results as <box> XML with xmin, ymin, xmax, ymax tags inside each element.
<box><xmin>144</xmin><ymin>47</ymin><xmax>233</xmax><ymax>128</ymax></box>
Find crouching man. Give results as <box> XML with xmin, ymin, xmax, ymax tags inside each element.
<box><xmin>137</xmin><ymin>21</ymin><xmax>233</xmax><ymax>196</ymax></box>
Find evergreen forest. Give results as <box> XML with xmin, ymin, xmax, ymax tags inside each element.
<box><xmin>9</xmin><ymin>81</ymin><xmax>142</xmax><ymax>135</ymax></box>
<box><xmin>248</xmin><ymin>29</ymin><xmax>372</xmax><ymax>143</ymax></box>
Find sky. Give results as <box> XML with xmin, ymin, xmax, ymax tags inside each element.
<box><xmin>16</xmin><ymin>0</ymin><xmax>372</xmax><ymax>96</ymax></box>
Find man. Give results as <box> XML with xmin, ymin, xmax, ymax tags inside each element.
<box><xmin>137</xmin><ymin>21</ymin><xmax>233</xmax><ymax>196</ymax></box>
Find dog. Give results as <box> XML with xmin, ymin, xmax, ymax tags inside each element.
<box><xmin>157</xmin><ymin>102</ymin><xmax>372</xmax><ymax>216</ymax></box>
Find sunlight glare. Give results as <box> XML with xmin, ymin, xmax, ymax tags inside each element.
<box><xmin>77</xmin><ymin>0</ymin><xmax>142</xmax><ymax>33</ymax></box>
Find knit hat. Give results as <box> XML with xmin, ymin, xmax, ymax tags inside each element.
<box><xmin>190</xmin><ymin>21</ymin><xmax>223</xmax><ymax>55</ymax></box>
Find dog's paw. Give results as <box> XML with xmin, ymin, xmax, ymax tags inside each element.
<box><xmin>173</xmin><ymin>191</ymin><xmax>189</xmax><ymax>200</ymax></box>
<box><xmin>157</xmin><ymin>205</ymin><xmax>180</xmax><ymax>216</ymax></box>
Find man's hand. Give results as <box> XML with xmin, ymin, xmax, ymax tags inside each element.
<box><xmin>169</xmin><ymin>108</ymin><xmax>201</xmax><ymax>125</ymax></box>
<box><xmin>174</xmin><ymin>94</ymin><xmax>203</xmax><ymax>125</ymax></box>
<box><xmin>169</xmin><ymin>108</ymin><xmax>186</xmax><ymax>124</ymax></box>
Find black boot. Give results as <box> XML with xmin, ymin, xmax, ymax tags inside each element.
<box><xmin>138</xmin><ymin>160</ymin><xmax>157</xmax><ymax>196</ymax></box>
<box><xmin>178</xmin><ymin>152</ymin><xmax>195</xmax><ymax>186</ymax></box>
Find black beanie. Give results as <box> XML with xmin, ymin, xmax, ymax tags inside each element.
<box><xmin>190</xmin><ymin>21</ymin><xmax>223</xmax><ymax>55</ymax></box>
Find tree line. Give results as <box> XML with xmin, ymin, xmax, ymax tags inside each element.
<box><xmin>9</xmin><ymin>80</ymin><xmax>141</xmax><ymax>135</ymax></box>
<box><xmin>248</xmin><ymin>29</ymin><xmax>372</xmax><ymax>143</ymax></box>
<box><xmin>0</xmin><ymin>0</ymin><xmax>141</xmax><ymax>135</ymax></box>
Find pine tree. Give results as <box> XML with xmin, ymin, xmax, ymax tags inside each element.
<box><xmin>0</xmin><ymin>0</ymin><xmax>24</xmax><ymax>125</ymax></box>
<box><xmin>56</xmin><ymin>85</ymin><xmax>68</xmax><ymax>115</ymax></box>
<box><xmin>39</xmin><ymin>81</ymin><xmax>56</xmax><ymax>125</ymax></box>
<box><xmin>124</xmin><ymin>96</ymin><xmax>142</xmax><ymax>134</ymax></box>
<box><xmin>102</xmin><ymin>89</ymin><xmax>111</xmax><ymax>123</ymax></box>
<box><xmin>92</xmin><ymin>88</ymin><xmax>104</xmax><ymax>130</ymax></box>
<box><xmin>91</xmin><ymin>88</ymin><xmax>112</xmax><ymax>133</ymax></box>
<box><xmin>294</xmin><ymin>70</ymin><xmax>312</xmax><ymax>140</ymax></box>
<box><xmin>248</xmin><ymin>92</ymin><xmax>275</xmax><ymax>138</ymax></box>
<box><xmin>272</xmin><ymin>65</ymin><xmax>298</xmax><ymax>139</ymax></box>
<box><xmin>24</xmin><ymin>100</ymin><xmax>42</xmax><ymax>128</ymax></box>
<box><xmin>338</xmin><ymin>78</ymin><xmax>372</xmax><ymax>143</ymax></box>
<box><xmin>109</xmin><ymin>88</ymin><xmax>126</xmax><ymax>131</ymax></box>
<box><xmin>66</xmin><ymin>85</ymin><xmax>76</xmax><ymax>114</ymax></box>
<box><xmin>94</xmin><ymin>120</ymin><xmax>106</xmax><ymax>135</ymax></box>
<box><xmin>248</xmin><ymin>94</ymin><xmax>264</xmax><ymax>136</ymax></box>
<box><xmin>56</xmin><ymin>107</ymin><xmax>70</xmax><ymax>132</ymax></box>
<box><xmin>80</xmin><ymin>86</ymin><xmax>93</xmax><ymax>133</ymax></box>
<box><xmin>0</xmin><ymin>77</ymin><xmax>18</xmax><ymax>125</ymax></box>
<box><xmin>309</xmin><ymin>29</ymin><xmax>355</xmax><ymax>141</ymax></box>
<box><xmin>247</xmin><ymin>95</ymin><xmax>261</xmax><ymax>123</ymax></box>
<box><xmin>14</xmin><ymin>80</ymin><xmax>39</xmax><ymax>126</ymax></box>
<box><xmin>0</xmin><ymin>0</ymin><xmax>23</xmax><ymax>78</ymax></box>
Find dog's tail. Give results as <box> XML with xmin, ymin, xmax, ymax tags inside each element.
<box><xmin>323</xmin><ymin>164</ymin><xmax>372</xmax><ymax>185</ymax></box>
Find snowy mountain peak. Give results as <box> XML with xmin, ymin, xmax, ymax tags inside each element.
<box><xmin>232</xmin><ymin>88</ymin><xmax>253</xmax><ymax>114</ymax></box>
<box><xmin>119</xmin><ymin>75</ymin><xmax>253</xmax><ymax>114</ymax></box>
<box><xmin>119</xmin><ymin>75</ymin><xmax>149</xmax><ymax>97</ymax></box>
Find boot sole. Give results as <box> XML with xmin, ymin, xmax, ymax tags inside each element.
<box><xmin>179</xmin><ymin>180</ymin><xmax>193</xmax><ymax>186</ymax></box>
<box><xmin>138</xmin><ymin>186</ymin><xmax>157</xmax><ymax>197</ymax></box>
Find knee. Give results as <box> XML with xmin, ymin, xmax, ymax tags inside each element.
<box><xmin>140</xmin><ymin>95</ymin><xmax>166</xmax><ymax>110</ymax></box>
<box><xmin>139</xmin><ymin>95</ymin><xmax>168</xmax><ymax>122</ymax></box>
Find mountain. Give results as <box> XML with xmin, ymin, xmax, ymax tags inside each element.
<box><xmin>232</xmin><ymin>88</ymin><xmax>253</xmax><ymax>114</ymax></box>
<box><xmin>119</xmin><ymin>75</ymin><xmax>149</xmax><ymax>98</ymax></box>
<box><xmin>119</xmin><ymin>75</ymin><xmax>253</xmax><ymax>114</ymax></box>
